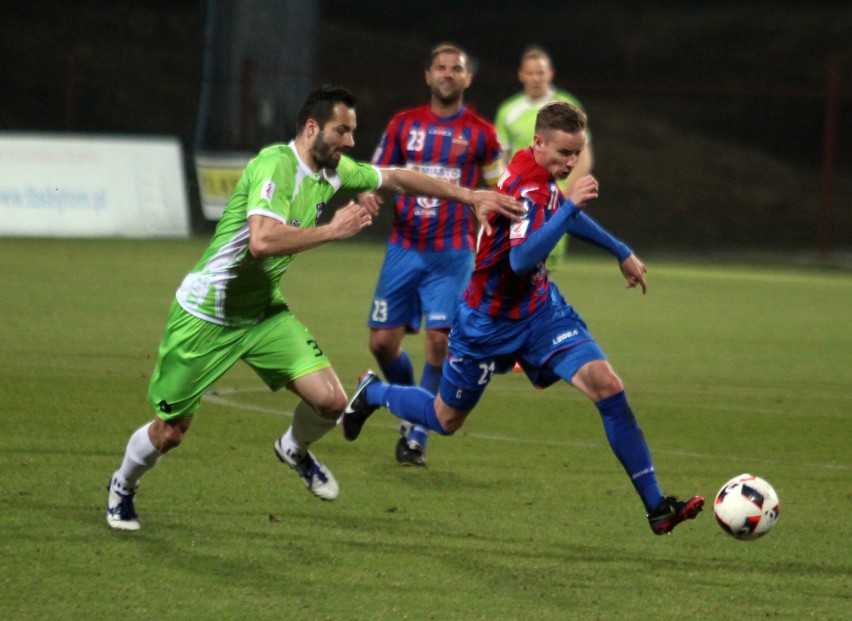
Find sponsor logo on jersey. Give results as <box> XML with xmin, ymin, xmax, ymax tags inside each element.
<box><xmin>260</xmin><ymin>179</ymin><xmax>276</xmax><ymax>202</ymax></box>
<box><xmin>415</xmin><ymin>201</ymin><xmax>439</xmax><ymax>213</ymax></box>
<box><xmin>408</xmin><ymin>164</ymin><xmax>462</xmax><ymax>210</ymax></box>
<box><xmin>428</xmin><ymin>127</ymin><xmax>454</xmax><ymax>138</ymax></box>
<box><xmin>409</xmin><ymin>164</ymin><xmax>461</xmax><ymax>183</ymax></box>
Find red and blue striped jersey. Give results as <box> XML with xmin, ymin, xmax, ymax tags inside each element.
<box><xmin>371</xmin><ymin>104</ymin><xmax>503</xmax><ymax>252</ymax></box>
<box><xmin>464</xmin><ymin>147</ymin><xmax>562</xmax><ymax>319</ymax></box>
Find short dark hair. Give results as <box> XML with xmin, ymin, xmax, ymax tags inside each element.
<box><xmin>297</xmin><ymin>85</ymin><xmax>357</xmax><ymax>132</ymax></box>
<box><xmin>535</xmin><ymin>101</ymin><xmax>587</xmax><ymax>135</ymax></box>
<box><xmin>426</xmin><ymin>42</ymin><xmax>472</xmax><ymax>73</ymax></box>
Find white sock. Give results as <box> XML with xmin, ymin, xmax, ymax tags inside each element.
<box><xmin>280</xmin><ymin>401</ymin><xmax>336</xmax><ymax>457</ymax></box>
<box><xmin>112</xmin><ymin>421</ymin><xmax>162</xmax><ymax>493</ymax></box>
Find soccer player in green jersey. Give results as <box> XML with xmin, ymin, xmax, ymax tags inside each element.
<box><xmin>495</xmin><ymin>46</ymin><xmax>594</xmax><ymax>269</ymax></box>
<box><xmin>106</xmin><ymin>85</ymin><xmax>522</xmax><ymax>531</ymax></box>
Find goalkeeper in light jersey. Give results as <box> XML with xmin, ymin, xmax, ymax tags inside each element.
<box><xmin>106</xmin><ymin>85</ymin><xmax>523</xmax><ymax>531</ymax></box>
<box><xmin>495</xmin><ymin>45</ymin><xmax>594</xmax><ymax>269</ymax></box>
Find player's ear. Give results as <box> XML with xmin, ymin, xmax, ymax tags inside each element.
<box><xmin>304</xmin><ymin>118</ymin><xmax>319</xmax><ymax>139</ymax></box>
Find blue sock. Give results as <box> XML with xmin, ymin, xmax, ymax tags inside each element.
<box><xmin>596</xmin><ymin>391</ymin><xmax>664</xmax><ymax>512</ymax></box>
<box><xmin>379</xmin><ymin>385</ymin><xmax>451</xmax><ymax>435</ymax></box>
<box><xmin>410</xmin><ymin>363</ymin><xmax>442</xmax><ymax>448</ymax></box>
<box><xmin>407</xmin><ymin>426</ymin><xmax>429</xmax><ymax>448</ymax></box>
<box><xmin>379</xmin><ymin>351</ymin><xmax>415</xmax><ymax>386</ymax></box>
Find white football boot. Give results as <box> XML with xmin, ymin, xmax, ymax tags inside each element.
<box><xmin>106</xmin><ymin>477</ymin><xmax>141</xmax><ymax>531</ymax></box>
<box><xmin>273</xmin><ymin>438</ymin><xmax>339</xmax><ymax>501</ymax></box>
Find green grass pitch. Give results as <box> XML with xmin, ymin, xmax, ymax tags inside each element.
<box><xmin>0</xmin><ymin>238</ymin><xmax>849</xmax><ymax>620</ymax></box>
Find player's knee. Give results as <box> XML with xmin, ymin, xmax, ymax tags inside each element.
<box><xmin>313</xmin><ymin>393</ymin><xmax>348</xmax><ymax>419</ymax></box>
<box><xmin>151</xmin><ymin>419</ymin><xmax>190</xmax><ymax>453</ymax></box>
<box><xmin>576</xmin><ymin>360</ymin><xmax>624</xmax><ymax>401</ymax></box>
<box><xmin>424</xmin><ymin>329</ymin><xmax>449</xmax><ymax>358</ymax></box>
<box><xmin>306</xmin><ymin>382</ymin><xmax>349</xmax><ymax>419</ymax></box>
<box><xmin>596</xmin><ymin>372</ymin><xmax>624</xmax><ymax>400</ymax></box>
<box><xmin>368</xmin><ymin>335</ymin><xmax>400</xmax><ymax>363</ymax></box>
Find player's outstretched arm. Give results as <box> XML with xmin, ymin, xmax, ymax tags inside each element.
<box><xmin>468</xmin><ymin>189</ymin><xmax>525</xmax><ymax>235</ymax></box>
<box><xmin>378</xmin><ymin>167</ymin><xmax>524</xmax><ymax>235</ymax></box>
<box><xmin>247</xmin><ymin>202</ymin><xmax>373</xmax><ymax>258</ymax></box>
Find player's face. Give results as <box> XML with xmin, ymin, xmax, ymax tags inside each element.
<box><xmin>519</xmin><ymin>57</ymin><xmax>554</xmax><ymax>99</ymax></box>
<box><xmin>533</xmin><ymin>128</ymin><xmax>585</xmax><ymax>180</ymax></box>
<box><xmin>426</xmin><ymin>51</ymin><xmax>472</xmax><ymax>105</ymax></box>
<box><xmin>311</xmin><ymin>103</ymin><xmax>356</xmax><ymax>170</ymax></box>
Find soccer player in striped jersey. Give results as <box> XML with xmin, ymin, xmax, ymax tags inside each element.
<box><xmin>358</xmin><ymin>43</ymin><xmax>504</xmax><ymax>467</ymax></box>
<box><xmin>495</xmin><ymin>45</ymin><xmax>594</xmax><ymax>270</ymax></box>
<box><xmin>105</xmin><ymin>85</ymin><xmax>522</xmax><ymax>531</ymax></box>
<box><xmin>344</xmin><ymin>101</ymin><xmax>704</xmax><ymax>534</ymax></box>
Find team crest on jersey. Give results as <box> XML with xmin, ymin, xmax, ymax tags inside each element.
<box><xmin>260</xmin><ymin>179</ymin><xmax>276</xmax><ymax>202</ymax></box>
<box><xmin>451</xmin><ymin>134</ymin><xmax>469</xmax><ymax>156</ymax></box>
<box><xmin>315</xmin><ymin>202</ymin><xmax>325</xmax><ymax>225</ymax></box>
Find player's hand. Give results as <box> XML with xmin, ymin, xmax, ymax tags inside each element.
<box><xmin>566</xmin><ymin>174</ymin><xmax>599</xmax><ymax>208</ymax></box>
<box><xmin>471</xmin><ymin>190</ymin><xmax>525</xmax><ymax>236</ymax></box>
<box><xmin>330</xmin><ymin>200</ymin><xmax>374</xmax><ymax>239</ymax></box>
<box><xmin>356</xmin><ymin>191</ymin><xmax>383</xmax><ymax>218</ymax></box>
<box><xmin>620</xmin><ymin>253</ymin><xmax>647</xmax><ymax>294</ymax></box>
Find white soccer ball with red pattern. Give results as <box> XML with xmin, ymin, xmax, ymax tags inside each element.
<box><xmin>714</xmin><ymin>474</ymin><xmax>780</xmax><ymax>540</ymax></box>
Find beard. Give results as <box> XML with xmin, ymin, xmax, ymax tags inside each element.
<box><xmin>311</xmin><ymin>131</ymin><xmax>341</xmax><ymax>170</ymax></box>
<box><xmin>430</xmin><ymin>81</ymin><xmax>464</xmax><ymax>107</ymax></box>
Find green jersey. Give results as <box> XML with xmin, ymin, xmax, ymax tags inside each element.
<box><xmin>176</xmin><ymin>141</ymin><xmax>381</xmax><ymax>327</ymax></box>
<box><xmin>494</xmin><ymin>88</ymin><xmax>589</xmax><ymax>159</ymax></box>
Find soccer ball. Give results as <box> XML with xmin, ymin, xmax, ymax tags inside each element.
<box><xmin>714</xmin><ymin>474</ymin><xmax>780</xmax><ymax>540</ymax></box>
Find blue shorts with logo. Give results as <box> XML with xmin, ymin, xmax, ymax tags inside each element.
<box><xmin>368</xmin><ymin>243</ymin><xmax>474</xmax><ymax>333</ymax></box>
<box><xmin>440</xmin><ymin>287</ymin><xmax>606</xmax><ymax>410</ymax></box>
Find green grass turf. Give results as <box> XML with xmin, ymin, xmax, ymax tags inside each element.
<box><xmin>0</xmin><ymin>238</ymin><xmax>849</xmax><ymax>620</ymax></box>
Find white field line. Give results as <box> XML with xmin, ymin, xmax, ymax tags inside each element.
<box><xmin>202</xmin><ymin>388</ymin><xmax>849</xmax><ymax>472</ymax></box>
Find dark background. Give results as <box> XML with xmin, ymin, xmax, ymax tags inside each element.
<box><xmin>2</xmin><ymin>0</ymin><xmax>851</xmax><ymax>257</ymax></box>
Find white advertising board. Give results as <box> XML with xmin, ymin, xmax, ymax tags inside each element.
<box><xmin>0</xmin><ymin>134</ymin><xmax>190</xmax><ymax>238</ymax></box>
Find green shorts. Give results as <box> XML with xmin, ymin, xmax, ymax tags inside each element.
<box><xmin>147</xmin><ymin>301</ymin><xmax>330</xmax><ymax>420</ymax></box>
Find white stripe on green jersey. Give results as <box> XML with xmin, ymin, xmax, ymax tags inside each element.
<box><xmin>176</xmin><ymin>141</ymin><xmax>381</xmax><ymax>327</ymax></box>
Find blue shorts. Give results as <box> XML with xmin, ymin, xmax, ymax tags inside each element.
<box><xmin>368</xmin><ymin>244</ymin><xmax>473</xmax><ymax>333</ymax></box>
<box><xmin>440</xmin><ymin>289</ymin><xmax>606</xmax><ymax>410</ymax></box>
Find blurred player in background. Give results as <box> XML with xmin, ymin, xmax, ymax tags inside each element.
<box><xmin>495</xmin><ymin>45</ymin><xmax>594</xmax><ymax>270</ymax></box>
<box><xmin>357</xmin><ymin>43</ymin><xmax>504</xmax><ymax>467</ymax></box>
<box><xmin>105</xmin><ymin>85</ymin><xmax>522</xmax><ymax>531</ymax></box>
<box><xmin>343</xmin><ymin>101</ymin><xmax>703</xmax><ymax>535</ymax></box>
